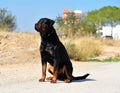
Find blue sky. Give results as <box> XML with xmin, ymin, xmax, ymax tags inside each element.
<box><xmin>0</xmin><ymin>0</ymin><xmax>120</xmax><ymax>32</ymax></box>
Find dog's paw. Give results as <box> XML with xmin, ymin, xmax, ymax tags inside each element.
<box><xmin>64</xmin><ymin>79</ymin><xmax>72</xmax><ymax>83</ymax></box>
<box><xmin>46</xmin><ymin>77</ymin><xmax>53</xmax><ymax>80</ymax></box>
<box><xmin>51</xmin><ymin>78</ymin><xmax>57</xmax><ymax>83</ymax></box>
<box><xmin>39</xmin><ymin>78</ymin><xmax>45</xmax><ymax>82</ymax></box>
<box><xmin>51</xmin><ymin>80</ymin><xmax>57</xmax><ymax>83</ymax></box>
<box><xmin>50</xmin><ymin>76</ymin><xmax>57</xmax><ymax>83</ymax></box>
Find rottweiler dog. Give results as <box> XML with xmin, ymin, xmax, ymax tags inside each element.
<box><xmin>35</xmin><ymin>18</ymin><xmax>89</xmax><ymax>83</ymax></box>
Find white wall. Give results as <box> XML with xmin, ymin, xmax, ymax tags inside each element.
<box><xmin>97</xmin><ymin>25</ymin><xmax>120</xmax><ymax>39</ymax></box>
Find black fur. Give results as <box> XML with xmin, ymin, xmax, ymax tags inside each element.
<box><xmin>35</xmin><ymin>18</ymin><xmax>89</xmax><ymax>83</ymax></box>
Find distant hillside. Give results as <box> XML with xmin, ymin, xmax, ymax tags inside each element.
<box><xmin>0</xmin><ymin>32</ymin><xmax>40</xmax><ymax>65</ymax></box>
<box><xmin>0</xmin><ymin>32</ymin><xmax>120</xmax><ymax>65</ymax></box>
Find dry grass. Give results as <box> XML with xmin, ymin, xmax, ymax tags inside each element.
<box><xmin>0</xmin><ymin>31</ymin><xmax>40</xmax><ymax>65</ymax></box>
<box><xmin>0</xmin><ymin>32</ymin><xmax>39</xmax><ymax>50</ymax></box>
<box><xmin>61</xmin><ymin>37</ymin><xmax>120</xmax><ymax>61</ymax></box>
<box><xmin>61</xmin><ymin>37</ymin><xmax>102</xmax><ymax>61</ymax></box>
<box><xmin>0</xmin><ymin>31</ymin><xmax>120</xmax><ymax>64</ymax></box>
<box><xmin>102</xmin><ymin>39</ymin><xmax>120</xmax><ymax>47</ymax></box>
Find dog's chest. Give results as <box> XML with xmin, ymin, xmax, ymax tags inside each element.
<box><xmin>40</xmin><ymin>42</ymin><xmax>55</xmax><ymax>55</ymax></box>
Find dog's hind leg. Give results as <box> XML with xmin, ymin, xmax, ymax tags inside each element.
<box><xmin>63</xmin><ymin>65</ymin><xmax>73</xmax><ymax>83</ymax></box>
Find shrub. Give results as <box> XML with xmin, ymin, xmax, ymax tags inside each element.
<box><xmin>75</xmin><ymin>37</ymin><xmax>102</xmax><ymax>61</ymax></box>
<box><xmin>63</xmin><ymin>37</ymin><xmax>102</xmax><ymax>61</ymax></box>
<box><xmin>64</xmin><ymin>42</ymin><xmax>78</xmax><ymax>60</ymax></box>
<box><xmin>0</xmin><ymin>8</ymin><xmax>16</xmax><ymax>31</ymax></box>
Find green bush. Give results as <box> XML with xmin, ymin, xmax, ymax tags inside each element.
<box><xmin>0</xmin><ymin>8</ymin><xmax>16</xmax><ymax>31</ymax></box>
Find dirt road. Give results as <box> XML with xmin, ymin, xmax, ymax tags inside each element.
<box><xmin>0</xmin><ymin>62</ymin><xmax>120</xmax><ymax>93</ymax></box>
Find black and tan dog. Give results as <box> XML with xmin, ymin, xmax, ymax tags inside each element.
<box><xmin>35</xmin><ymin>18</ymin><xmax>89</xmax><ymax>83</ymax></box>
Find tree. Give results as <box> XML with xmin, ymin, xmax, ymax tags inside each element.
<box><xmin>0</xmin><ymin>8</ymin><xmax>16</xmax><ymax>31</ymax></box>
<box><xmin>56</xmin><ymin>6</ymin><xmax>120</xmax><ymax>37</ymax></box>
<box><xmin>81</xmin><ymin>6</ymin><xmax>120</xmax><ymax>35</ymax></box>
<box><xmin>55</xmin><ymin>12</ymin><xmax>84</xmax><ymax>38</ymax></box>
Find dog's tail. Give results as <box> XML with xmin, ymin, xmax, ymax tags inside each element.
<box><xmin>72</xmin><ymin>73</ymin><xmax>90</xmax><ymax>80</ymax></box>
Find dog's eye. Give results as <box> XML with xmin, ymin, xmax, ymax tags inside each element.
<box><xmin>42</xmin><ymin>24</ymin><xmax>48</xmax><ymax>28</ymax></box>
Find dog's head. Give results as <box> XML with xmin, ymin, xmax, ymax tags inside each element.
<box><xmin>35</xmin><ymin>18</ymin><xmax>55</xmax><ymax>36</ymax></box>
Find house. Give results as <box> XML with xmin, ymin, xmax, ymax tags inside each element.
<box><xmin>62</xmin><ymin>9</ymin><xmax>82</xmax><ymax>19</ymax></box>
<box><xmin>97</xmin><ymin>25</ymin><xmax>120</xmax><ymax>39</ymax></box>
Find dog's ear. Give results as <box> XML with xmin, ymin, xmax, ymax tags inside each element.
<box><xmin>49</xmin><ymin>19</ymin><xmax>55</xmax><ymax>26</ymax></box>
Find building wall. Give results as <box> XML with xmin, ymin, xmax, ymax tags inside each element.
<box><xmin>62</xmin><ymin>9</ymin><xmax>82</xmax><ymax>19</ymax></box>
<box><xmin>98</xmin><ymin>25</ymin><xmax>120</xmax><ymax>39</ymax></box>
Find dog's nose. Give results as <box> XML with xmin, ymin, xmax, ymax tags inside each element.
<box><xmin>35</xmin><ymin>23</ymin><xmax>38</xmax><ymax>26</ymax></box>
<box><xmin>35</xmin><ymin>23</ymin><xmax>38</xmax><ymax>30</ymax></box>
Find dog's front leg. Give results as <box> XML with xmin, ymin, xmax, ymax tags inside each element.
<box><xmin>51</xmin><ymin>71</ymin><xmax>58</xmax><ymax>83</ymax></box>
<box><xmin>39</xmin><ymin>62</ymin><xmax>47</xmax><ymax>82</ymax></box>
<box><xmin>51</xmin><ymin>59</ymin><xmax>58</xmax><ymax>83</ymax></box>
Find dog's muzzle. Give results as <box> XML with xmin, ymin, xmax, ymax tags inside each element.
<box><xmin>35</xmin><ymin>23</ymin><xmax>40</xmax><ymax>31</ymax></box>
